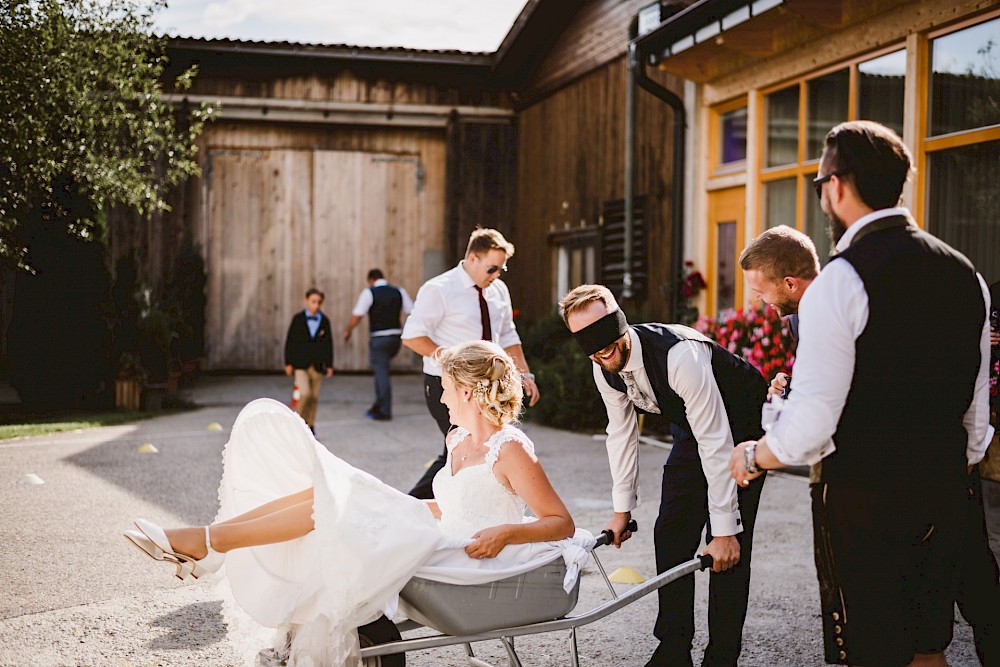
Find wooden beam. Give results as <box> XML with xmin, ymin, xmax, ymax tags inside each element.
<box><xmin>160</xmin><ymin>94</ymin><xmax>513</xmax><ymax>128</ymax></box>
<box><xmin>657</xmin><ymin>41</ymin><xmax>758</xmax><ymax>83</ymax></box>
<box><xmin>717</xmin><ymin>8</ymin><xmax>825</xmax><ymax>59</ymax></box>
<box><xmin>783</xmin><ymin>0</ymin><xmax>849</xmax><ymax>30</ymax></box>
<box><xmin>703</xmin><ymin>0</ymin><xmax>997</xmax><ymax>105</ymax></box>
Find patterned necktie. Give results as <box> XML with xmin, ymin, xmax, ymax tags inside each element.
<box><xmin>475</xmin><ymin>286</ymin><xmax>492</xmax><ymax>341</ymax></box>
<box><xmin>621</xmin><ymin>370</ymin><xmax>660</xmax><ymax>414</ymax></box>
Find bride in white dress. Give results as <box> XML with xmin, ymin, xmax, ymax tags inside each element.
<box><xmin>125</xmin><ymin>341</ymin><xmax>576</xmax><ymax>666</ymax></box>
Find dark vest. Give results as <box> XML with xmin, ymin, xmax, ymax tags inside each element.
<box><xmin>601</xmin><ymin>324</ymin><xmax>768</xmax><ymax>444</ymax></box>
<box><xmin>369</xmin><ymin>284</ymin><xmax>403</xmax><ymax>333</ymax></box>
<box><xmin>824</xmin><ymin>217</ymin><xmax>984</xmax><ymax>489</ymax></box>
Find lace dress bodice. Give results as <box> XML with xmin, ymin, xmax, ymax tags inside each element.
<box><xmin>432</xmin><ymin>425</ymin><xmax>533</xmax><ymax>539</ymax></box>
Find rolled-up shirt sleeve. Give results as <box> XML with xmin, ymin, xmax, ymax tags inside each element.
<box><xmin>965</xmin><ymin>274</ymin><xmax>994</xmax><ymax>465</ymax></box>
<box><xmin>667</xmin><ymin>341</ymin><xmax>741</xmax><ymax>537</ymax></box>
<box><xmin>351</xmin><ymin>289</ymin><xmax>373</xmax><ymax>317</ymax></box>
<box><xmin>401</xmin><ymin>282</ymin><xmax>444</xmax><ymax>341</ymax></box>
<box><xmin>594</xmin><ymin>364</ymin><xmax>641</xmax><ymax>513</ymax></box>
<box><xmin>767</xmin><ymin>260</ymin><xmax>867</xmax><ymax>465</ymax></box>
<box><xmin>400</xmin><ymin>287</ymin><xmax>415</xmax><ymax>315</ymax></box>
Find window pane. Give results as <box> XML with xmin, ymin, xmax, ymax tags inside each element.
<box><xmin>555</xmin><ymin>240</ymin><xmax>598</xmax><ymax>302</ymax></box>
<box><xmin>803</xmin><ymin>179</ymin><xmax>833</xmax><ymax>265</ymax></box>
<box><xmin>716</xmin><ymin>221</ymin><xmax>737</xmax><ymax>313</ymax></box>
<box><xmin>807</xmin><ymin>69</ymin><xmax>850</xmax><ymax>160</ymax></box>
<box><xmin>930</xmin><ymin>16</ymin><xmax>1000</xmax><ymax>136</ymax></box>
<box><xmin>858</xmin><ymin>50</ymin><xmax>905</xmax><ymax>138</ymax></box>
<box><xmin>763</xmin><ymin>177</ymin><xmax>796</xmax><ymax>229</ymax></box>
<box><xmin>766</xmin><ymin>86</ymin><xmax>799</xmax><ymax>167</ymax></box>
<box><xmin>720</xmin><ymin>107</ymin><xmax>748</xmax><ymax>164</ymax></box>
<box><xmin>927</xmin><ymin>139</ymin><xmax>1000</xmax><ymax>284</ymax></box>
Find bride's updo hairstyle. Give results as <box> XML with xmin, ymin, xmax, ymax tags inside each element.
<box><xmin>435</xmin><ymin>341</ymin><xmax>523</xmax><ymax>427</ymax></box>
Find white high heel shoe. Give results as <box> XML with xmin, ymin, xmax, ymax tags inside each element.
<box><xmin>124</xmin><ymin>529</ymin><xmax>191</xmax><ymax>580</ymax></box>
<box><xmin>133</xmin><ymin>519</ymin><xmax>225</xmax><ymax>580</ymax></box>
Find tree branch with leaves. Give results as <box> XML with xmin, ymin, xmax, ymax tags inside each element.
<box><xmin>0</xmin><ymin>0</ymin><xmax>214</xmax><ymax>267</ymax></box>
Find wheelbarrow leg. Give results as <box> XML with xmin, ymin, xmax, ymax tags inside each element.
<box><xmin>500</xmin><ymin>636</ymin><xmax>523</xmax><ymax>667</ymax></box>
<box><xmin>569</xmin><ymin>627</ymin><xmax>580</xmax><ymax>667</ymax></box>
<box><xmin>464</xmin><ymin>642</ymin><xmax>496</xmax><ymax>667</ymax></box>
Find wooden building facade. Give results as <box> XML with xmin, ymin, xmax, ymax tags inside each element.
<box><xmin>118</xmin><ymin>41</ymin><xmax>518</xmax><ymax>371</ymax></box>
<box><xmin>635</xmin><ymin>0</ymin><xmax>1000</xmax><ymax>316</ymax></box>
<box><xmin>497</xmin><ymin>0</ymin><xmax>688</xmax><ymax>322</ymax></box>
<box><xmin>118</xmin><ymin>2</ymin><xmax>694</xmax><ymax>371</ymax></box>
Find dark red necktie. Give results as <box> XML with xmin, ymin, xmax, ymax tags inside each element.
<box><xmin>475</xmin><ymin>286</ymin><xmax>492</xmax><ymax>341</ymax></box>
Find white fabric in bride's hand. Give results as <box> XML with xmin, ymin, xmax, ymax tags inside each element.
<box><xmin>216</xmin><ymin>398</ymin><xmax>591</xmax><ymax>667</ymax></box>
<box><xmin>412</xmin><ymin>526</ymin><xmax>595</xmax><ymax>592</ymax></box>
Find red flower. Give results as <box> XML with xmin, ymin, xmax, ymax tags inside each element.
<box><xmin>698</xmin><ymin>306</ymin><xmax>795</xmax><ymax>378</ymax></box>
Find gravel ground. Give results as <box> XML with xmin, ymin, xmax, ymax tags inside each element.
<box><xmin>0</xmin><ymin>373</ymin><xmax>982</xmax><ymax>666</ymax></box>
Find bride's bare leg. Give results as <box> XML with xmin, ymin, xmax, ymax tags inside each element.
<box><xmin>216</xmin><ymin>487</ymin><xmax>314</xmax><ymax>526</ymax></box>
<box><xmin>165</xmin><ymin>498</ymin><xmax>314</xmax><ymax>558</ymax></box>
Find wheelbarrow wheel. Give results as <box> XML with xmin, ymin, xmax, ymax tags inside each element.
<box><xmin>358</xmin><ymin>615</ymin><xmax>405</xmax><ymax>667</ymax></box>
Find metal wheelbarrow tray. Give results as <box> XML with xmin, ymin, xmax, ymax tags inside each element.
<box><xmin>359</xmin><ymin>523</ymin><xmax>713</xmax><ymax>667</ymax></box>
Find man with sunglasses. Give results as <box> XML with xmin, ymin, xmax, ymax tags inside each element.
<box><xmin>560</xmin><ymin>283</ymin><xmax>768</xmax><ymax>667</ymax></box>
<box><xmin>402</xmin><ymin>227</ymin><xmax>540</xmax><ymax>499</ymax></box>
<box><xmin>730</xmin><ymin>120</ymin><xmax>993</xmax><ymax>667</ymax></box>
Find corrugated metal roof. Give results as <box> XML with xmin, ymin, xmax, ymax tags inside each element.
<box><xmin>165</xmin><ymin>35</ymin><xmax>493</xmax><ymax>65</ymax></box>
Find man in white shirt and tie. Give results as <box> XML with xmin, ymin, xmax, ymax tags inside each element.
<box><xmin>560</xmin><ymin>283</ymin><xmax>768</xmax><ymax>667</ymax></box>
<box><xmin>402</xmin><ymin>228</ymin><xmax>540</xmax><ymax>499</ymax></box>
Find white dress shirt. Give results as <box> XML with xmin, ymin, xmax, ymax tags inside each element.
<box><xmin>304</xmin><ymin>310</ymin><xmax>322</xmax><ymax>338</ymax></box>
<box><xmin>350</xmin><ymin>279</ymin><xmax>414</xmax><ymax>336</ymax></box>
<box><xmin>767</xmin><ymin>208</ymin><xmax>994</xmax><ymax>466</ymax></box>
<box><xmin>402</xmin><ymin>262</ymin><xmax>521</xmax><ymax>376</ymax></box>
<box><xmin>595</xmin><ymin>327</ymin><xmax>743</xmax><ymax>537</ymax></box>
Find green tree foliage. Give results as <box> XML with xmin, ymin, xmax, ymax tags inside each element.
<box><xmin>0</xmin><ymin>0</ymin><xmax>212</xmax><ymax>266</ymax></box>
<box><xmin>519</xmin><ymin>311</ymin><xmax>608</xmax><ymax>432</ymax></box>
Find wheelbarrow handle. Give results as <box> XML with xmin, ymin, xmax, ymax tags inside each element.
<box><xmin>698</xmin><ymin>554</ymin><xmax>714</xmax><ymax>570</ymax></box>
<box><xmin>595</xmin><ymin>520</ymin><xmax>639</xmax><ymax>547</ymax></box>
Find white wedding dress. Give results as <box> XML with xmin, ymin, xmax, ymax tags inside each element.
<box><xmin>215</xmin><ymin>398</ymin><xmax>590</xmax><ymax>666</ymax></box>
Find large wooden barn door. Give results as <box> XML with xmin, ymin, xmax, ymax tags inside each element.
<box><xmin>313</xmin><ymin>152</ymin><xmax>425</xmax><ymax>372</ymax></box>
<box><xmin>205</xmin><ymin>148</ymin><xmax>427</xmax><ymax>371</ymax></box>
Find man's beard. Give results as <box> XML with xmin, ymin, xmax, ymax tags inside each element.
<box><xmin>595</xmin><ymin>338</ymin><xmax>630</xmax><ymax>374</ymax></box>
<box><xmin>826</xmin><ymin>211</ymin><xmax>847</xmax><ymax>246</ymax></box>
<box><xmin>769</xmin><ymin>298</ymin><xmax>798</xmax><ymax>316</ymax></box>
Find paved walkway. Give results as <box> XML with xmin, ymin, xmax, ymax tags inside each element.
<box><xmin>0</xmin><ymin>372</ymin><xmax>984</xmax><ymax>666</ymax></box>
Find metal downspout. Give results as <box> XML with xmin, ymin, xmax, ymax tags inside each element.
<box><xmin>626</xmin><ymin>38</ymin><xmax>687</xmax><ymax>319</ymax></box>
<box><xmin>622</xmin><ymin>43</ymin><xmax>638</xmax><ymax>299</ymax></box>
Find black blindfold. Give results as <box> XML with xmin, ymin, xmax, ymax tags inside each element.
<box><xmin>572</xmin><ymin>309</ymin><xmax>629</xmax><ymax>356</ymax></box>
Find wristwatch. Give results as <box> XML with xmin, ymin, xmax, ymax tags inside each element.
<box><xmin>744</xmin><ymin>442</ymin><xmax>760</xmax><ymax>475</ymax></box>
<box><xmin>521</xmin><ymin>372</ymin><xmax>535</xmax><ymax>382</ymax></box>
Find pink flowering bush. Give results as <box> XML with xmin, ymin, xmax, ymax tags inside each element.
<box><xmin>990</xmin><ymin>358</ymin><xmax>998</xmax><ymax>427</ymax></box>
<box><xmin>695</xmin><ymin>306</ymin><xmax>796</xmax><ymax>381</ymax></box>
<box><xmin>991</xmin><ymin>358</ymin><xmax>998</xmax><ymax>399</ymax></box>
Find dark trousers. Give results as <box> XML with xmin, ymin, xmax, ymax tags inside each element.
<box><xmin>407</xmin><ymin>374</ymin><xmax>453</xmax><ymax>499</ymax></box>
<box><xmin>957</xmin><ymin>467</ymin><xmax>1000</xmax><ymax>666</ymax></box>
<box><xmin>648</xmin><ymin>435</ymin><xmax>765</xmax><ymax>667</ymax></box>
<box><xmin>369</xmin><ymin>334</ymin><xmax>401</xmax><ymax>418</ymax></box>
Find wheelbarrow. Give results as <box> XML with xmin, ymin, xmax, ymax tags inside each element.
<box><xmin>358</xmin><ymin>521</ymin><xmax>714</xmax><ymax>666</ymax></box>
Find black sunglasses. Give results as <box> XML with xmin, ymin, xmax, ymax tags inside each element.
<box><xmin>812</xmin><ymin>172</ymin><xmax>842</xmax><ymax>199</ymax></box>
<box><xmin>486</xmin><ymin>264</ymin><xmax>508</xmax><ymax>275</ymax></box>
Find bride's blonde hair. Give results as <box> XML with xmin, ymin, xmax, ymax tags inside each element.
<box><xmin>435</xmin><ymin>341</ymin><xmax>523</xmax><ymax>427</ymax></box>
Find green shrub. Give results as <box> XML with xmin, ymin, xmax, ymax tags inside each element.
<box><xmin>519</xmin><ymin>310</ymin><xmax>608</xmax><ymax>432</ymax></box>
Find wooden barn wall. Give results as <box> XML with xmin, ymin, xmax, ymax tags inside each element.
<box><xmin>177</xmin><ymin>122</ymin><xmax>448</xmax><ymax>371</ymax></box>
<box><xmin>171</xmin><ymin>56</ymin><xmax>508</xmax><ymax>108</ymax></box>
<box><xmin>445</xmin><ymin>120</ymin><xmax>519</xmax><ymax>263</ymax></box>
<box><xmin>511</xmin><ymin>56</ymin><xmax>684</xmax><ymax>322</ymax></box>
<box><xmin>517</xmin><ymin>0</ymin><xmax>665</xmax><ymax>99</ymax></box>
